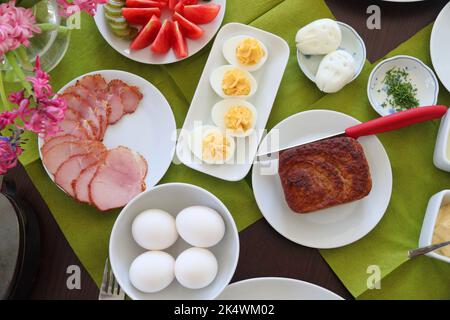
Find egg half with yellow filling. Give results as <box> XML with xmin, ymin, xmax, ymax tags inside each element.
<box><xmin>210</xmin><ymin>65</ymin><xmax>258</xmax><ymax>98</ymax></box>
<box><xmin>211</xmin><ymin>99</ymin><xmax>257</xmax><ymax>138</ymax></box>
<box><xmin>189</xmin><ymin>126</ymin><xmax>236</xmax><ymax>165</ymax></box>
<box><xmin>223</xmin><ymin>35</ymin><xmax>268</xmax><ymax>72</ymax></box>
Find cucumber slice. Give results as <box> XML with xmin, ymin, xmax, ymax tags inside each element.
<box><xmin>104</xmin><ymin>12</ymin><xmax>126</xmax><ymax>23</ymax></box>
<box><xmin>104</xmin><ymin>4</ymin><xmax>122</xmax><ymax>17</ymax></box>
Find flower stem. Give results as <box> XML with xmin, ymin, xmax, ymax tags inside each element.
<box><xmin>0</xmin><ymin>71</ymin><xmax>10</xmax><ymax>111</ymax></box>
<box><xmin>5</xmin><ymin>51</ymin><xmax>32</xmax><ymax>96</ymax></box>
<box><xmin>15</xmin><ymin>46</ymin><xmax>33</xmax><ymax>72</ymax></box>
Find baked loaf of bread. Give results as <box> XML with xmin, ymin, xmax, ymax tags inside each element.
<box><xmin>278</xmin><ymin>137</ymin><xmax>372</xmax><ymax>213</ymax></box>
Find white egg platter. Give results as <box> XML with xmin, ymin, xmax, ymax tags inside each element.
<box><xmin>176</xmin><ymin>23</ymin><xmax>290</xmax><ymax>181</ymax></box>
<box><xmin>296</xmin><ymin>19</ymin><xmax>366</xmax><ymax>93</ymax></box>
<box><xmin>109</xmin><ymin>183</ymin><xmax>240</xmax><ymax>300</ymax></box>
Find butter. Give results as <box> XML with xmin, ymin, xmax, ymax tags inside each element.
<box><xmin>432</xmin><ymin>204</ymin><xmax>450</xmax><ymax>257</ymax></box>
<box><xmin>225</xmin><ymin>106</ymin><xmax>253</xmax><ymax>133</ymax></box>
<box><xmin>202</xmin><ymin>132</ymin><xmax>231</xmax><ymax>163</ymax></box>
<box><xmin>221</xmin><ymin>69</ymin><xmax>251</xmax><ymax>96</ymax></box>
<box><xmin>236</xmin><ymin>38</ymin><xmax>265</xmax><ymax>66</ymax></box>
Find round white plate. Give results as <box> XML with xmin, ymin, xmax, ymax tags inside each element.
<box><xmin>297</xmin><ymin>21</ymin><xmax>366</xmax><ymax>84</ymax></box>
<box><xmin>110</xmin><ymin>183</ymin><xmax>240</xmax><ymax>300</ymax></box>
<box><xmin>367</xmin><ymin>55</ymin><xmax>439</xmax><ymax>116</ymax></box>
<box><xmin>431</xmin><ymin>1</ymin><xmax>450</xmax><ymax>92</ymax></box>
<box><xmin>38</xmin><ymin>70</ymin><xmax>176</xmax><ymax>193</ymax></box>
<box><xmin>94</xmin><ymin>0</ymin><xmax>226</xmax><ymax>64</ymax></box>
<box><xmin>252</xmin><ymin>110</ymin><xmax>392</xmax><ymax>249</ymax></box>
<box><xmin>216</xmin><ymin>277</ymin><xmax>343</xmax><ymax>300</ymax></box>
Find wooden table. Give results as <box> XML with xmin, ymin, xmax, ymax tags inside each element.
<box><xmin>8</xmin><ymin>0</ymin><xmax>448</xmax><ymax>300</ymax></box>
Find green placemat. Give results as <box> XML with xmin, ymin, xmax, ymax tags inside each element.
<box><xmin>12</xmin><ymin>0</ymin><xmax>450</xmax><ymax>299</ymax></box>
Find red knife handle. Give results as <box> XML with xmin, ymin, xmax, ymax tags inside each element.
<box><xmin>345</xmin><ymin>105</ymin><xmax>448</xmax><ymax>139</ymax></box>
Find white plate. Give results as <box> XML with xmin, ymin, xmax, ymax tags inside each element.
<box><xmin>176</xmin><ymin>23</ymin><xmax>290</xmax><ymax>181</ymax></box>
<box><xmin>216</xmin><ymin>277</ymin><xmax>343</xmax><ymax>300</ymax></box>
<box><xmin>109</xmin><ymin>183</ymin><xmax>240</xmax><ymax>300</ymax></box>
<box><xmin>367</xmin><ymin>55</ymin><xmax>439</xmax><ymax>116</ymax></box>
<box><xmin>38</xmin><ymin>70</ymin><xmax>176</xmax><ymax>195</ymax></box>
<box><xmin>431</xmin><ymin>1</ymin><xmax>450</xmax><ymax>92</ymax></box>
<box><xmin>252</xmin><ymin>110</ymin><xmax>392</xmax><ymax>249</ymax></box>
<box><xmin>94</xmin><ymin>0</ymin><xmax>226</xmax><ymax>64</ymax></box>
<box><xmin>296</xmin><ymin>21</ymin><xmax>366</xmax><ymax>84</ymax></box>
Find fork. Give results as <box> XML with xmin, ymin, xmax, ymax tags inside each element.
<box><xmin>99</xmin><ymin>258</ymin><xmax>125</xmax><ymax>300</ymax></box>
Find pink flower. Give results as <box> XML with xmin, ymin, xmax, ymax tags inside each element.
<box><xmin>0</xmin><ymin>136</ymin><xmax>22</xmax><ymax>175</ymax></box>
<box><xmin>57</xmin><ymin>0</ymin><xmax>106</xmax><ymax>17</ymax></box>
<box><xmin>0</xmin><ymin>110</ymin><xmax>18</xmax><ymax>130</ymax></box>
<box><xmin>26</xmin><ymin>56</ymin><xmax>52</xmax><ymax>99</ymax></box>
<box><xmin>0</xmin><ymin>1</ymin><xmax>40</xmax><ymax>56</ymax></box>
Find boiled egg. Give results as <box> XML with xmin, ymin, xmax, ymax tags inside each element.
<box><xmin>131</xmin><ymin>209</ymin><xmax>178</xmax><ymax>251</ymax></box>
<box><xmin>129</xmin><ymin>251</ymin><xmax>175</xmax><ymax>293</ymax></box>
<box><xmin>210</xmin><ymin>65</ymin><xmax>258</xmax><ymax>98</ymax></box>
<box><xmin>188</xmin><ymin>125</ymin><xmax>236</xmax><ymax>165</ymax></box>
<box><xmin>211</xmin><ymin>99</ymin><xmax>257</xmax><ymax>138</ymax></box>
<box><xmin>223</xmin><ymin>35</ymin><xmax>268</xmax><ymax>72</ymax></box>
<box><xmin>176</xmin><ymin>206</ymin><xmax>225</xmax><ymax>248</ymax></box>
<box><xmin>315</xmin><ymin>49</ymin><xmax>356</xmax><ymax>93</ymax></box>
<box><xmin>296</xmin><ymin>18</ymin><xmax>342</xmax><ymax>55</ymax></box>
<box><xmin>175</xmin><ymin>248</ymin><xmax>218</xmax><ymax>289</ymax></box>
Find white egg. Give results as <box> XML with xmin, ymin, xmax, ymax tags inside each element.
<box><xmin>211</xmin><ymin>99</ymin><xmax>257</xmax><ymax>138</ymax></box>
<box><xmin>315</xmin><ymin>49</ymin><xmax>356</xmax><ymax>93</ymax></box>
<box><xmin>188</xmin><ymin>125</ymin><xmax>236</xmax><ymax>165</ymax></box>
<box><xmin>131</xmin><ymin>209</ymin><xmax>178</xmax><ymax>250</ymax></box>
<box><xmin>129</xmin><ymin>251</ymin><xmax>175</xmax><ymax>293</ymax></box>
<box><xmin>222</xmin><ymin>35</ymin><xmax>268</xmax><ymax>72</ymax></box>
<box><xmin>210</xmin><ymin>65</ymin><xmax>258</xmax><ymax>99</ymax></box>
<box><xmin>296</xmin><ymin>18</ymin><xmax>342</xmax><ymax>55</ymax></box>
<box><xmin>175</xmin><ymin>248</ymin><xmax>218</xmax><ymax>289</ymax></box>
<box><xmin>176</xmin><ymin>206</ymin><xmax>225</xmax><ymax>248</ymax></box>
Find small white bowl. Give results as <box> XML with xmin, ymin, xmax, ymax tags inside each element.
<box><xmin>368</xmin><ymin>55</ymin><xmax>439</xmax><ymax>116</ymax></box>
<box><xmin>418</xmin><ymin>190</ymin><xmax>450</xmax><ymax>264</ymax></box>
<box><xmin>434</xmin><ymin>110</ymin><xmax>450</xmax><ymax>171</ymax></box>
<box><xmin>296</xmin><ymin>21</ymin><xmax>366</xmax><ymax>85</ymax></box>
<box><xmin>109</xmin><ymin>183</ymin><xmax>240</xmax><ymax>300</ymax></box>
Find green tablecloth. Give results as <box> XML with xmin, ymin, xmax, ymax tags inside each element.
<box><xmin>14</xmin><ymin>0</ymin><xmax>450</xmax><ymax>299</ymax></box>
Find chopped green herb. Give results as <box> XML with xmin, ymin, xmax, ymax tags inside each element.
<box><xmin>382</xmin><ymin>67</ymin><xmax>419</xmax><ymax>111</ymax></box>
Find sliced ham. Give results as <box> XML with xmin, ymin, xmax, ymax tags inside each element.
<box><xmin>89</xmin><ymin>146</ymin><xmax>148</xmax><ymax>211</ymax></box>
<box><xmin>42</xmin><ymin>140</ymin><xmax>104</xmax><ymax>175</ymax></box>
<box><xmin>41</xmin><ymin>134</ymin><xmax>79</xmax><ymax>155</ymax></box>
<box><xmin>73</xmin><ymin>164</ymin><xmax>99</xmax><ymax>203</ymax></box>
<box><xmin>106</xmin><ymin>80</ymin><xmax>127</xmax><ymax>124</ymax></box>
<box><xmin>64</xmin><ymin>108</ymin><xmax>80</xmax><ymax>121</ymax></box>
<box><xmin>77</xmin><ymin>74</ymin><xmax>108</xmax><ymax>92</ymax></box>
<box><xmin>121</xmin><ymin>85</ymin><xmax>143</xmax><ymax>114</ymax></box>
<box><xmin>61</xmin><ymin>93</ymin><xmax>100</xmax><ymax>139</ymax></box>
<box><xmin>57</xmin><ymin>119</ymin><xmax>90</xmax><ymax>140</ymax></box>
<box><xmin>55</xmin><ymin>152</ymin><xmax>106</xmax><ymax>196</ymax></box>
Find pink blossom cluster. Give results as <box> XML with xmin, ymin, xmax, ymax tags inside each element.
<box><xmin>57</xmin><ymin>0</ymin><xmax>107</xmax><ymax>17</ymax></box>
<box><xmin>0</xmin><ymin>135</ymin><xmax>22</xmax><ymax>174</ymax></box>
<box><xmin>0</xmin><ymin>1</ymin><xmax>40</xmax><ymax>56</ymax></box>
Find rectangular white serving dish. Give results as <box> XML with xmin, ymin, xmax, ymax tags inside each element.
<box><xmin>176</xmin><ymin>22</ymin><xmax>290</xmax><ymax>181</ymax></box>
<box><xmin>433</xmin><ymin>110</ymin><xmax>450</xmax><ymax>172</ymax></box>
<box><xmin>419</xmin><ymin>190</ymin><xmax>450</xmax><ymax>264</ymax></box>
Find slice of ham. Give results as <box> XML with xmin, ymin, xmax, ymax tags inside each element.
<box><xmin>57</xmin><ymin>119</ymin><xmax>90</xmax><ymax>140</ymax></box>
<box><xmin>89</xmin><ymin>146</ymin><xmax>148</xmax><ymax>211</ymax></box>
<box><xmin>73</xmin><ymin>164</ymin><xmax>99</xmax><ymax>203</ymax></box>
<box><xmin>121</xmin><ymin>85</ymin><xmax>143</xmax><ymax>114</ymax></box>
<box><xmin>42</xmin><ymin>140</ymin><xmax>105</xmax><ymax>175</ymax></box>
<box><xmin>61</xmin><ymin>93</ymin><xmax>100</xmax><ymax>139</ymax></box>
<box><xmin>41</xmin><ymin>134</ymin><xmax>78</xmax><ymax>155</ymax></box>
<box><xmin>55</xmin><ymin>152</ymin><xmax>106</xmax><ymax>196</ymax></box>
<box><xmin>106</xmin><ymin>80</ymin><xmax>126</xmax><ymax>124</ymax></box>
<box><xmin>77</xmin><ymin>74</ymin><xmax>108</xmax><ymax>92</ymax></box>
<box><xmin>64</xmin><ymin>109</ymin><xmax>80</xmax><ymax>122</ymax></box>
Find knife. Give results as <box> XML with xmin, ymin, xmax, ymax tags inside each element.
<box><xmin>257</xmin><ymin>105</ymin><xmax>448</xmax><ymax>159</ymax></box>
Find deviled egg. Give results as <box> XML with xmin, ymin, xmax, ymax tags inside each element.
<box><xmin>211</xmin><ymin>99</ymin><xmax>257</xmax><ymax>138</ymax></box>
<box><xmin>296</xmin><ymin>18</ymin><xmax>342</xmax><ymax>55</ymax></box>
<box><xmin>223</xmin><ymin>35</ymin><xmax>268</xmax><ymax>71</ymax></box>
<box><xmin>210</xmin><ymin>65</ymin><xmax>258</xmax><ymax>98</ymax></box>
<box><xmin>189</xmin><ymin>125</ymin><xmax>236</xmax><ymax>164</ymax></box>
<box><xmin>315</xmin><ymin>49</ymin><xmax>356</xmax><ymax>93</ymax></box>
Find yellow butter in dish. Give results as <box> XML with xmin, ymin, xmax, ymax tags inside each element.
<box><xmin>432</xmin><ymin>204</ymin><xmax>450</xmax><ymax>257</ymax></box>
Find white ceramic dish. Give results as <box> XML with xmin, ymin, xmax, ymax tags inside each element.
<box><xmin>296</xmin><ymin>21</ymin><xmax>366</xmax><ymax>84</ymax></box>
<box><xmin>38</xmin><ymin>70</ymin><xmax>176</xmax><ymax>193</ymax></box>
<box><xmin>176</xmin><ymin>22</ymin><xmax>290</xmax><ymax>181</ymax></box>
<box><xmin>109</xmin><ymin>183</ymin><xmax>240</xmax><ymax>300</ymax></box>
<box><xmin>216</xmin><ymin>277</ymin><xmax>344</xmax><ymax>300</ymax></box>
<box><xmin>419</xmin><ymin>190</ymin><xmax>450</xmax><ymax>264</ymax></box>
<box><xmin>94</xmin><ymin>0</ymin><xmax>226</xmax><ymax>64</ymax></box>
<box><xmin>367</xmin><ymin>55</ymin><xmax>439</xmax><ymax>117</ymax></box>
<box><xmin>433</xmin><ymin>110</ymin><xmax>450</xmax><ymax>172</ymax></box>
<box><xmin>431</xmin><ymin>1</ymin><xmax>450</xmax><ymax>92</ymax></box>
<box><xmin>252</xmin><ymin>110</ymin><xmax>392</xmax><ymax>249</ymax></box>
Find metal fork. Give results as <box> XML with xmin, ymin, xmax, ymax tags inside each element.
<box><xmin>99</xmin><ymin>258</ymin><xmax>125</xmax><ymax>300</ymax></box>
